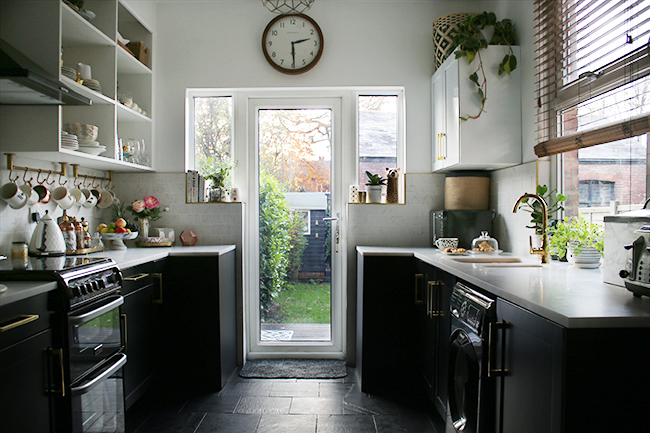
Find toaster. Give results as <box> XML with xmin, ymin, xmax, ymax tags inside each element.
<box><xmin>620</xmin><ymin>224</ymin><xmax>650</xmax><ymax>297</ymax></box>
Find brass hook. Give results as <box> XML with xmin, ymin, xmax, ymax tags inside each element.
<box><xmin>58</xmin><ymin>172</ymin><xmax>68</xmax><ymax>186</ymax></box>
<box><xmin>44</xmin><ymin>171</ymin><xmax>55</xmax><ymax>185</ymax></box>
<box><xmin>22</xmin><ymin>168</ymin><xmax>33</xmax><ymax>185</ymax></box>
<box><xmin>36</xmin><ymin>169</ymin><xmax>46</xmax><ymax>185</ymax></box>
<box><xmin>82</xmin><ymin>175</ymin><xmax>88</xmax><ymax>187</ymax></box>
<box><xmin>8</xmin><ymin>167</ymin><xmax>19</xmax><ymax>182</ymax></box>
<box><xmin>92</xmin><ymin>176</ymin><xmax>100</xmax><ymax>188</ymax></box>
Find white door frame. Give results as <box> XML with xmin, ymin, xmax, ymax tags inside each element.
<box><xmin>244</xmin><ymin>89</ymin><xmax>353</xmax><ymax>359</ymax></box>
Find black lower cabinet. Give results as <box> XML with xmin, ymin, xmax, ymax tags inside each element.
<box><xmin>121</xmin><ymin>259</ymin><xmax>164</xmax><ymax>410</ymax></box>
<box><xmin>0</xmin><ymin>290</ymin><xmax>57</xmax><ymax>433</ymax></box>
<box><xmin>414</xmin><ymin>260</ymin><xmax>454</xmax><ymax>418</ymax></box>
<box><xmin>495</xmin><ymin>298</ymin><xmax>650</xmax><ymax>432</ymax></box>
<box><xmin>163</xmin><ymin>251</ymin><xmax>237</xmax><ymax>391</ymax></box>
<box><xmin>356</xmin><ymin>253</ymin><xmax>418</xmax><ymax>395</ymax></box>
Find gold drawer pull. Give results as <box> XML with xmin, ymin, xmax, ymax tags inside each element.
<box><xmin>123</xmin><ymin>273</ymin><xmax>149</xmax><ymax>281</ymax></box>
<box><xmin>0</xmin><ymin>314</ymin><xmax>39</xmax><ymax>333</ymax></box>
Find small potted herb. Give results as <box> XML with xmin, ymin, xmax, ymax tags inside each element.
<box><xmin>516</xmin><ymin>184</ymin><xmax>566</xmax><ymax>248</ymax></box>
<box><xmin>204</xmin><ymin>164</ymin><xmax>232</xmax><ymax>202</ymax></box>
<box><xmin>365</xmin><ymin>171</ymin><xmax>386</xmax><ymax>204</ymax></box>
<box><xmin>548</xmin><ymin>216</ymin><xmax>604</xmax><ymax>268</ymax></box>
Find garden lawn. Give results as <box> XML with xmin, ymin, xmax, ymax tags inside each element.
<box><xmin>275</xmin><ymin>282</ymin><xmax>331</xmax><ymax>324</ymax></box>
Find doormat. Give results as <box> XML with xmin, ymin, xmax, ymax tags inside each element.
<box><xmin>239</xmin><ymin>359</ymin><xmax>347</xmax><ymax>379</ymax></box>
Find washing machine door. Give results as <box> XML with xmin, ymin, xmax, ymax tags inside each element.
<box><xmin>447</xmin><ymin>329</ymin><xmax>480</xmax><ymax>433</ymax></box>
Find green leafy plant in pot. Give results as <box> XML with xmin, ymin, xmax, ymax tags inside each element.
<box><xmin>548</xmin><ymin>216</ymin><xmax>604</xmax><ymax>267</ymax></box>
<box><xmin>365</xmin><ymin>171</ymin><xmax>386</xmax><ymax>204</ymax></box>
<box><xmin>449</xmin><ymin>11</ymin><xmax>518</xmax><ymax>120</ymax></box>
<box><xmin>203</xmin><ymin>162</ymin><xmax>234</xmax><ymax>202</ymax></box>
<box><xmin>516</xmin><ymin>184</ymin><xmax>566</xmax><ymax>235</ymax></box>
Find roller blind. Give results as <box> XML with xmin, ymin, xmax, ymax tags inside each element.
<box><xmin>534</xmin><ymin>0</ymin><xmax>650</xmax><ymax>157</ymax></box>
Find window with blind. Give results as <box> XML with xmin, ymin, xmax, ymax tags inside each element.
<box><xmin>534</xmin><ymin>0</ymin><xmax>650</xmax><ymax>221</ymax></box>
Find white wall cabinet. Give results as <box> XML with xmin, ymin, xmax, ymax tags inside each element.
<box><xmin>0</xmin><ymin>0</ymin><xmax>153</xmax><ymax>172</ymax></box>
<box><xmin>432</xmin><ymin>46</ymin><xmax>521</xmax><ymax>172</ymax></box>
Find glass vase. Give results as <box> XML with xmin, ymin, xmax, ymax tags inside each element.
<box><xmin>139</xmin><ymin>218</ymin><xmax>149</xmax><ymax>242</ymax></box>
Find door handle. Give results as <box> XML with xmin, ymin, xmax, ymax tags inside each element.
<box><xmin>48</xmin><ymin>348</ymin><xmax>65</xmax><ymax>397</ymax></box>
<box><xmin>488</xmin><ymin>321</ymin><xmax>510</xmax><ymax>377</ymax></box>
<box><xmin>323</xmin><ymin>217</ymin><xmax>339</xmax><ymax>222</ymax></box>
<box><xmin>440</xmin><ymin>133</ymin><xmax>446</xmax><ymax>160</ymax></box>
<box><xmin>123</xmin><ymin>273</ymin><xmax>149</xmax><ymax>281</ymax></box>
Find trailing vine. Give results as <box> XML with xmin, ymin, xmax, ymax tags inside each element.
<box><xmin>449</xmin><ymin>12</ymin><xmax>518</xmax><ymax>120</ymax></box>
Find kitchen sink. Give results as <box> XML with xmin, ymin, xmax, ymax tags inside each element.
<box><xmin>451</xmin><ymin>256</ymin><xmax>543</xmax><ymax>267</ymax></box>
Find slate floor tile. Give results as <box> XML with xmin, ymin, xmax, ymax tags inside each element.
<box><xmin>181</xmin><ymin>394</ymin><xmax>240</xmax><ymax>413</ymax></box>
<box><xmin>257</xmin><ymin>414</ymin><xmax>317</xmax><ymax>433</ymax></box>
<box><xmin>219</xmin><ymin>381</ymin><xmax>273</xmax><ymax>397</ymax></box>
<box><xmin>319</xmin><ymin>382</ymin><xmax>355</xmax><ymax>398</ymax></box>
<box><xmin>234</xmin><ymin>396</ymin><xmax>292</xmax><ymax>414</ymax></box>
<box><xmin>194</xmin><ymin>413</ymin><xmax>260</xmax><ymax>432</ymax></box>
<box><xmin>290</xmin><ymin>397</ymin><xmax>344</xmax><ymax>415</ymax></box>
<box><xmin>374</xmin><ymin>413</ymin><xmax>437</xmax><ymax>433</ymax></box>
<box><xmin>270</xmin><ymin>381</ymin><xmax>320</xmax><ymax>397</ymax></box>
<box><xmin>134</xmin><ymin>411</ymin><xmax>206</xmax><ymax>433</ymax></box>
<box><xmin>342</xmin><ymin>393</ymin><xmax>399</xmax><ymax>415</ymax></box>
<box><xmin>316</xmin><ymin>414</ymin><xmax>377</xmax><ymax>433</ymax></box>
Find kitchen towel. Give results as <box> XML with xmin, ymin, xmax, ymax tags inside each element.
<box><xmin>239</xmin><ymin>359</ymin><xmax>347</xmax><ymax>379</ymax></box>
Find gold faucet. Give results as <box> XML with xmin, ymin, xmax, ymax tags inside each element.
<box><xmin>513</xmin><ymin>193</ymin><xmax>550</xmax><ymax>264</ymax></box>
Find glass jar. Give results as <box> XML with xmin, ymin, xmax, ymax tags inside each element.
<box><xmin>471</xmin><ymin>231</ymin><xmax>499</xmax><ymax>253</ymax></box>
<box><xmin>11</xmin><ymin>242</ymin><xmax>28</xmax><ymax>259</ymax></box>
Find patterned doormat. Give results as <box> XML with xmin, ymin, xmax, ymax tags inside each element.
<box><xmin>239</xmin><ymin>359</ymin><xmax>347</xmax><ymax>379</ymax></box>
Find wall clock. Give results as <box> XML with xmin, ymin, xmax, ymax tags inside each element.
<box><xmin>262</xmin><ymin>14</ymin><xmax>324</xmax><ymax>75</ymax></box>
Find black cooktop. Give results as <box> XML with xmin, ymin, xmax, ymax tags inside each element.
<box><xmin>0</xmin><ymin>256</ymin><xmax>113</xmax><ymax>276</ymax></box>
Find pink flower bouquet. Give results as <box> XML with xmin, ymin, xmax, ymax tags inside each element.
<box><xmin>127</xmin><ymin>196</ymin><xmax>168</xmax><ymax>221</ymax></box>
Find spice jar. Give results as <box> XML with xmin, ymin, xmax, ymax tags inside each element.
<box><xmin>11</xmin><ymin>241</ymin><xmax>28</xmax><ymax>260</ymax></box>
<box><xmin>73</xmin><ymin>217</ymin><xmax>85</xmax><ymax>250</ymax></box>
<box><xmin>81</xmin><ymin>218</ymin><xmax>91</xmax><ymax>249</ymax></box>
<box><xmin>59</xmin><ymin>216</ymin><xmax>76</xmax><ymax>252</ymax></box>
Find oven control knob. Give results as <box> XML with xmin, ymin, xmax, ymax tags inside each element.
<box><xmin>620</xmin><ymin>270</ymin><xmax>630</xmax><ymax>279</ymax></box>
<box><xmin>79</xmin><ymin>284</ymin><xmax>87</xmax><ymax>295</ymax></box>
<box><xmin>91</xmin><ymin>281</ymin><xmax>100</xmax><ymax>292</ymax></box>
<box><xmin>98</xmin><ymin>279</ymin><xmax>106</xmax><ymax>289</ymax></box>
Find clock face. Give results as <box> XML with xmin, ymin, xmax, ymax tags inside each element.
<box><xmin>262</xmin><ymin>14</ymin><xmax>323</xmax><ymax>75</ymax></box>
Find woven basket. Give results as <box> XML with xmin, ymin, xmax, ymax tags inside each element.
<box><xmin>432</xmin><ymin>13</ymin><xmax>474</xmax><ymax>69</ymax></box>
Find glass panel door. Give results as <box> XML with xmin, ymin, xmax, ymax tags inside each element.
<box><xmin>247</xmin><ymin>96</ymin><xmax>345</xmax><ymax>358</ymax></box>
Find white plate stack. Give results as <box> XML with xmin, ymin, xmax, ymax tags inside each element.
<box><xmin>77</xmin><ymin>138</ymin><xmax>107</xmax><ymax>156</ymax></box>
<box><xmin>61</xmin><ymin>131</ymin><xmax>78</xmax><ymax>150</ymax></box>
<box><xmin>82</xmin><ymin>78</ymin><xmax>101</xmax><ymax>93</ymax></box>
<box><xmin>61</xmin><ymin>65</ymin><xmax>77</xmax><ymax>81</ymax></box>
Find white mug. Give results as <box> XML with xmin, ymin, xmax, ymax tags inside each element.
<box><xmin>81</xmin><ymin>188</ymin><xmax>97</xmax><ymax>208</ymax></box>
<box><xmin>70</xmin><ymin>187</ymin><xmax>87</xmax><ymax>207</ymax></box>
<box><xmin>1</xmin><ymin>182</ymin><xmax>27</xmax><ymax>209</ymax></box>
<box><xmin>19</xmin><ymin>184</ymin><xmax>39</xmax><ymax>206</ymax></box>
<box><xmin>96</xmin><ymin>189</ymin><xmax>114</xmax><ymax>209</ymax></box>
<box><xmin>435</xmin><ymin>237</ymin><xmax>459</xmax><ymax>250</ymax></box>
<box><xmin>52</xmin><ymin>186</ymin><xmax>75</xmax><ymax>210</ymax></box>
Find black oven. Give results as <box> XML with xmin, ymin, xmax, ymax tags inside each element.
<box><xmin>0</xmin><ymin>257</ymin><xmax>126</xmax><ymax>433</ymax></box>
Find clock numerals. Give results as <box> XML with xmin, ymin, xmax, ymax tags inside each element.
<box><xmin>263</xmin><ymin>14</ymin><xmax>323</xmax><ymax>74</ymax></box>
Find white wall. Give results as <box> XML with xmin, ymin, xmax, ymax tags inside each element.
<box><xmin>148</xmin><ymin>0</ymin><xmax>535</xmax><ymax>173</ymax></box>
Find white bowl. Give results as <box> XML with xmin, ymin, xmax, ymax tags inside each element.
<box><xmin>77</xmin><ymin>146</ymin><xmax>106</xmax><ymax>156</ymax></box>
<box><xmin>102</xmin><ymin>232</ymin><xmax>138</xmax><ymax>240</ymax></box>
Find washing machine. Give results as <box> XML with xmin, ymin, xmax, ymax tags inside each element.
<box><xmin>445</xmin><ymin>282</ymin><xmax>496</xmax><ymax>433</ymax></box>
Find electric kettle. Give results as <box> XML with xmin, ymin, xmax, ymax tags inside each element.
<box><xmin>29</xmin><ymin>210</ymin><xmax>66</xmax><ymax>256</ymax></box>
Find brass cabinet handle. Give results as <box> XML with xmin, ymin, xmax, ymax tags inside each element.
<box><xmin>414</xmin><ymin>274</ymin><xmax>425</xmax><ymax>305</ymax></box>
<box><xmin>121</xmin><ymin>314</ymin><xmax>127</xmax><ymax>352</ymax></box>
<box><xmin>123</xmin><ymin>273</ymin><xmax>149</xmax><ymax>281</ymax></box>
<box><xmin>440</xmin><ymin>133</ymin><xmax>446</xmax><ymax>160</ymax></box>
<box><xmin>428</xmin><ymin>281</ymin><xmax>444</xmax><ymax>318</ymax></box>
<box><xmin>488</xmin><ymin>321</ymin><xmax>510</xmax><ymax>377</ymax></box>
<box><xmin>152</xmin><ymin>273</ymin><xmax>163</xmax><ymax>304</ymax></box>
<box><xmin>49</xmin><ymin>348</ymin><xmax>65</xmax><ymax>397</ymax></box>
<box><xmin>0</xmin><ymin>314</ymin><xmax>39</xmax><ymax>333</ymax></box>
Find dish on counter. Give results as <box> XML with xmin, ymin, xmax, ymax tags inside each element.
<box><xmin>468</xmin><ymin>249</ymin><xmax>503</xmax><ymax>255</ymax></box>
<box><xmin>443</xmin><ymin>251</ymin><xmax>469</xmax><ymax>256</ymax></box>
<box><xmin>442</xmin><ymin>247</ymin><xmax>468</xmax><ymax>255</ymax></box>
<box><xmin>101</xmin><ymin>232</ymin><xmax>138</xmax><ymax>240</ymax></box>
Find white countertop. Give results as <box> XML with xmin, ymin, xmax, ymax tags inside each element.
<box><xmin>357</xmin><ymin>246</ymin><xmax>650</xmax><ymax>328</ymax></box>
<box><xmin>98</xmin><ymin>245</ymin><xmax>236</xmax><ymax>269</ymax></box>
<box><xmin>0</xmin><ymin>280</ymin><xmax>58</xmax><ymax>308</ymax></box>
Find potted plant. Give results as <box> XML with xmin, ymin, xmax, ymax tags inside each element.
<box><xmin>365</xmin><ymin>171</ymin><xmax>386</xmax><ymax>203</ymax></box>
<box><xmin>204</xmin><ymin>163</ymin><xmax>233</xmax><ymax>202</ymax></box>
<box><xmin>548</xmin><ymin>216</ymin><xmax>604</xmax><ymax>268</ymax></box>
<box><xmin>449</xmin><ymin>11</ymin><xmax>518</xmax><ymax>120</ymax></box>
<box><xmin>516</xmin><ymin>184</ymin><xmax>566</xmax><ymax>247</ymax></box>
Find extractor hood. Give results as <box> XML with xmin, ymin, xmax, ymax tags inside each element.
<box><xmin>0</xmin><ymin>38</ymin><xmax>91</xmax><ymax>105</ymax></box>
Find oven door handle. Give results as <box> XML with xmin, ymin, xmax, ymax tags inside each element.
<box><xmin>68</xmin><ymin>295</ymin><xmax>124</xmax><ymax>325</ymax></box>
<box><xmin>71</xmin><ymin>352</ymin><xmax>127</xmax><ymax>396</ymax></box>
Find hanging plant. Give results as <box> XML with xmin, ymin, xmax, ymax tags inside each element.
<box><xmin>449</xmin><ymin>12</ymin><xmax>518</xmax><ymax>120</ymax></box>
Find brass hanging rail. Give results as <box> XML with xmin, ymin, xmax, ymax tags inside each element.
<box><xmin>5</xmin><ymin>153</ymin><xmax>113</xmax><ymax>186</ymax></box>
<box><xmin>6</xmin><ymin>153</ymin><xmax>67</xmax><ymax>178</ymax></box>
